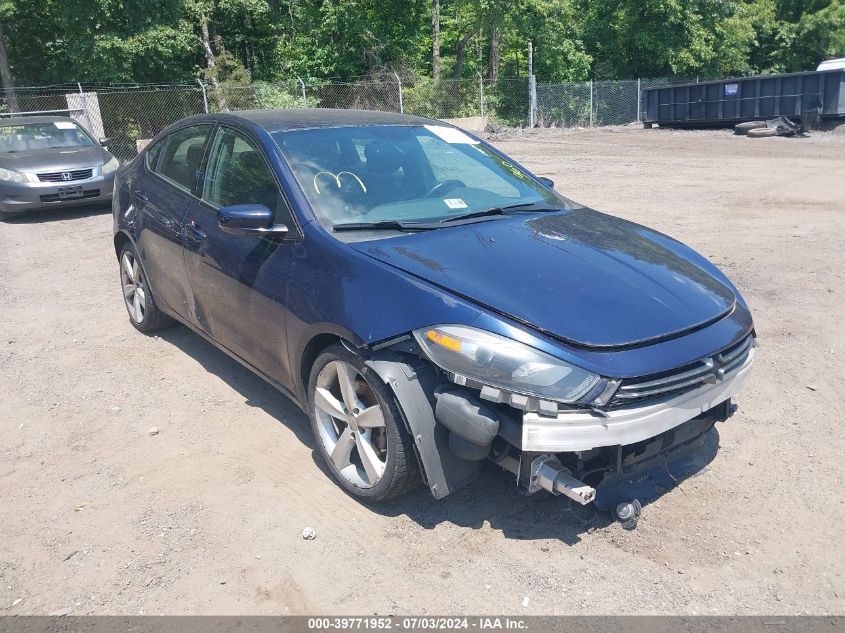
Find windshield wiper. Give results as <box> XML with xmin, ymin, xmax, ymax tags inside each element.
<box><xmin>333</xmin><ymin>220</ymin><xmax>441</xmax><ymax>232</ymax></box>
<box><xmin>333</xmin><ymin>202</ymin><xmax>566</xmax><ymax>232</ymax></box>
<box><xmin>439</xmin><ymin>201</ymin><xmax>564</xmax><ymax>224</ymax></box>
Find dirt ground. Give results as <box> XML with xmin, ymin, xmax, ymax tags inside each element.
<box><xmin>1</xmin><ymin>125</ymin><xmax>844</xmax><ymax>616</ymax></box>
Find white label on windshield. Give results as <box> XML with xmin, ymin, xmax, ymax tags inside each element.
<box><xmin>53</xmin><ymin>121</ymin><xmax>77</xmax><ymax>129</ymax></box>
<box><xmin>424</xmin><ymin>125</ymin><xmax>479</xmax><ymax>145</ymax></box>
<box><xmin>444</xmin><ymin>198</ymin><xmax>468</xmax><ymax>209</ymax></box>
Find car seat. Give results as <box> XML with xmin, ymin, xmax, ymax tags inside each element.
<box><xmin>185</xmin><ymin>142</ymin><xmax>205</xmax><ymax>191</ymax></box>
<box><xmin>363</xmin><ymin>141</ymin><xmax>406</xmax><ymax>206</ymax></box>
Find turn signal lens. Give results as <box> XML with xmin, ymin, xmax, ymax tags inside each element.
<box><xmin>425</xmin><ymin>329</ymin><xmax>462</xmax><ymax>352</ymax></box>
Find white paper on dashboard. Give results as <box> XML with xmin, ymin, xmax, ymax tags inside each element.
<box><xmin>443</xmin><ymin>198</ymin><xmax>468</xmax><ymax>209</ymax></box>
<box><xmin>424</xmin><ymin>125</ymin><xmax>479</xmax><ymax>145</ymax></box>
<box><xmin>53</xmin><ymin>121</ymin><xmax>77</xmax><ymax>129</ymax></box>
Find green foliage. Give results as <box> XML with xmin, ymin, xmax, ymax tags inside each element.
<box><xmin>785</xmin><ymin>0</ymin><xmax>845</xmax><ymax>70</ymax></box>
<box><xmin>1</xmin><ymin>0</ymin><xmax>843</xmax><ymax>88</ymax></box>
<box><xmin>403</xmin><ymin>78</ymin><xmax>481</xmax><ymax>118</ymax></box>
<box><xmin>254</xmin><ymin>83</ymin><xmax>307</xmax><ymax>109</ymax></box>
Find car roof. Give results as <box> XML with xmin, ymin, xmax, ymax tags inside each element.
<box><xmin>0</xmin><ymin>115</ymin><xmax>80</xmax><ymax>127</ymax></box>
<box><xmin>212</xmin><ymin>108</ymin><xmax>441</xmax><ymax>133</ymax></box>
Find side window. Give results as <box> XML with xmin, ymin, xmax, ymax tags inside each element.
<box><xmin>202</xmin><ymin>127</ymin><xmax>283</xmax><ymax>214</ymax></box>
<box><xmin>145</xmin><ymin>140</ymin><xmax>163</xmax><ymax>171</ymax></box>
<box><xmin>155</xmin><ymin>125</ymin><xmax>212</xmax><ymax>194</ymax></box>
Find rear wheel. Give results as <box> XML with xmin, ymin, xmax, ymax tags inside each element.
<box><xmin>307</xmin><ymin>344</ymin><xmax>419</xmax><ymax>500</ymax></box>
<box><xmin>118</xmin><ymin>243</ymin><xmax>174</xmax><ymax>333</ymax></box>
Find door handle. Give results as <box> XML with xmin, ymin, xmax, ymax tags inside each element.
<box><xmin>185</xmin><ymin>220</ymin><xmax>207</xmax><ymax>241</ymax></box>
<box><xmin>133</xmin><ymin>190</ymin><xmax>149</xmax><ymax>202</ymax></box>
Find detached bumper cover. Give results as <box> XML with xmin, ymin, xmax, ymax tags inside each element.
<box><xmin>522</xmin><ymin>346</ymin><xmax>755</xmax><ymax>452</ymax></box>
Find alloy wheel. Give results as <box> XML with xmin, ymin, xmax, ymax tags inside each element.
<box><xmin>313</xmin><ymin>360</ymin><xmax>388</xmax><ymax>488</ymax></box>
<box><xmin>120</xmin><ymin>251</ymin><xmax>146</xmax><ymax>324</ymax></box>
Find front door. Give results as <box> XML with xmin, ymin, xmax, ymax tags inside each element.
<box><xmin>182</xmin><ymin>125</ymin><xmax>296</xmax><ymax>387</ymax></box>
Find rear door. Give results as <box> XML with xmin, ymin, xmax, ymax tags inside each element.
<box><xmin>134</xmin><ymin>124</ymin><xmax>213</xmax><ymax>318</ymax></box>
<box><xmin>182</xmin><ymin>124</ymin><xmax>297</xmax><ymax>387</ymax></box>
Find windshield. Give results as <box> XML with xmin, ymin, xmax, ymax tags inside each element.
<box><xmin>272</xmin><ymin>125</ymin><xmax>577</xmax><ymax>231</ymax></box>
<box><xmin>0</xmin><ymin>121</ymin><xmax>95</xmax><ymax>153</ymax></box>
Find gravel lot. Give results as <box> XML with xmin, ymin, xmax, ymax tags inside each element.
<box><xmin>1</xmin><ymin>125</ymin><xmax>843</xmax><ymax>616</ymax></box>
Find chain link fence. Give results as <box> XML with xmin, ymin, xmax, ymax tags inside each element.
<box><xmin>0</xmin><ymin>76</ymin><xmax>690</xmax><ymax>162</ymax></box>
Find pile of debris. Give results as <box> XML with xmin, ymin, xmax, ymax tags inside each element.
<box><xmin>734</xmin><ymin>110</ymin><xmax>820</xmax><ymax>138</ymax></box>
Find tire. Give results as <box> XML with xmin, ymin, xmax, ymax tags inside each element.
<box><xmin>747</xmin><ymin>127</ymin><xmax>777</xmax><ymax>138</ymax></box>
<box><xmin>0</xmin><ymin>211</ymin><xmax>12</xmax><ymax>223</ymax></box>
<box><xmin>118</xmin><ymin>242</ymin><xmax>175</xmax><ymax>333</ymax></box>
<box><xmin>307</xmin><ymin>343</ymin><xmax>420</xmax><ymax>501</ymax></box>
<box><xmin>734</xmin><ymin>121</ymin><xmax>767</xmax><ymax>135</ymax></box>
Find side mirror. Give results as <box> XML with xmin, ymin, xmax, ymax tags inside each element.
<box><xmin>99</xmin><ymin>137</ymin><xmax>112</xmax><ymax>147</ymax></box>
<box><xmin>218</xmin><ymin>204</ymin><xmax>289</xmax><ymax>237</ymax></box>
<box><xmin>537</xmin><ymin>176</ymin><xmax>555</xmax><ymax>189</ymax></box>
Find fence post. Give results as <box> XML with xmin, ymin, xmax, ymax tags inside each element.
<box><xmin>196</xmin><ymin>79</ymin><xmax>209</xmax><ymax>113</ymax></box>
<box><xmin>589</xmin><ymin>79</ymin><xmax>593</xmax><ymax>127</ymax></box>
<box><xmin>636</xmin><ymin>78</ymin><xmax>641</xmax><ymax>122</ymax></box>
<box><xmin>297</xmin><ymin>77</ymin><xmax>307</xmax><ymax>108</ymax></box>
<box><xmin>528</xmin><ymin>75</ymin><xmax>537</xmax><ymax>128</ymax></box>
<box><xmin>395</xmin><ymin>72</ymin><xmax>403</xmax><ymax>114</ymax></box>
<box><xmin>478</xmin><ymin>71</ymin><xmax>484</xmax><ymax>118</ymax></box>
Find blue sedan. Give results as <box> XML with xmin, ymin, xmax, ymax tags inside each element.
<box><xmin>112</xmin><ymin>109</ymin><xmax>755</xmax><ymax>516</ymax></box>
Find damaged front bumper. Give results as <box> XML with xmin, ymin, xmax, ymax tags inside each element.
<box><xmin>368</xmin><ymin>337</ymin><xmax>755</xmax><ymax>512</ymax></box>
<box><xmin>522</xmin><ymin>346</ymin><xmax>755</xmax><ymax>453</ymax></box>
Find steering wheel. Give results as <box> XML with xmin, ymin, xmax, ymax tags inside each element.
<box><xmin>313</xmin><ymin>170</ymin><xmax>368</xmax><ymax>195</ymax></box>
<box><xmin>425</xmin><ymin>179</ymin><xmax>466</xmax><ymax>198</ymax></box>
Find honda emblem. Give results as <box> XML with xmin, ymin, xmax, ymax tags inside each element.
<box><xmin>61</xmin><ymin>172</ymin><xmax>72</xmax><ymax>181</ymax></box>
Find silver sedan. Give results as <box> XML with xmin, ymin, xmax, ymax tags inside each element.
<box><xmin>0</xmin><ymin>115</ymin><xmax>118</xmax><ymax>221</ymax></box>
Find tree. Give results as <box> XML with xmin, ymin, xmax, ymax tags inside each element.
<box><xmin>432</xmin><ymin>0</ymin><xmax>441</xmax><ymax>79</ymax></box>
<box><xmin>0</xmin><ymin>0</ymin><xmax>841</xmax><ymax>90</ymax></box>
<box><xmin>784</xmin><ymin>0</ymin><xmax>845</xmax><ymax>70</ymax></box>
<box><xmin>0</xmin><ymin>0</ymin><xmax>18</xmax><ymax>112</ymax></box>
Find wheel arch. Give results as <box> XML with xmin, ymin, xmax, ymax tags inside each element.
<box><xmin>113</xmin><ymin>229</ymin><xmax>168</xmax><ymax>318</ymax></box>
<box><xmin>113</xmin><ymin>229</ymin><xmax>133</xmax><ymax>259</ymax></box>
<box><xmin>299</xmin><ymin>333</ymin><xmax>344</xmax><ymax>403</ymax></box>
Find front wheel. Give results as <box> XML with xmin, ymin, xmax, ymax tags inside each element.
<box><xmin>307</xmin><ymin>344</ymin><xmax>419</xmax><ymax>500</ymax></box>
<box><xmin>118</xmin><ymin>243</ymin><xmax>174</xmax><ymax>333</ymax></box>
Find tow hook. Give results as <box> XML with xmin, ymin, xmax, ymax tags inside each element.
<box><xmin>614</xmin><ymin>499</ymin><xmax>642</xmax><ymax>530</ymax></box>
<box><xmin>528</xmin><ymin>456</ymin><xmax>596</xmax><ymax>505</ymax></box>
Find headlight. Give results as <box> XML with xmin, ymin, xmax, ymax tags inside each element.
<box><xmin>102</xmin><ymin>157</ymin><xmax>120</xmax><ymax>175</ymax></box>
<box><xmin>0</xmin><ymin>167</ymin><xmax>27</xmax><ymax>183</ymax></box>
<box><xmin>413</xmin><ymin>325</ymin><xmax>600</xmax><ymax>403</ymax></box>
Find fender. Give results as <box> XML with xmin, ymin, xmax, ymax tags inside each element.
<box><xmin>365</xmin><ymin>350</ymin><xmax>479</xmax><ymax>499</ymax></box>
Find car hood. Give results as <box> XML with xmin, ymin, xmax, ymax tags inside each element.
<box><xmin>0</xmin><ymin>146</ymin><xmax>108</xmax><ymax>172</ymax></box>
<box><xmin>352</xmin><ymin>209</ymin><xmax>737</xmax><ymax>349</ymax></box>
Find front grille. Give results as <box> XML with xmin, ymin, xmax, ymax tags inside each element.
<box><xmin>37</xmin><ymin>168</ymin><xmax>93</xmax><ymax>182</ymax></box>
<box><xmin>610</xmin><ymin>335</ymin><xmax>754</xmax><ymax>407</ymax></box>
<box><xmin>39</xmin><ymin>189</ymin><xmax>100</xmax><ymax>203</ymax></box>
